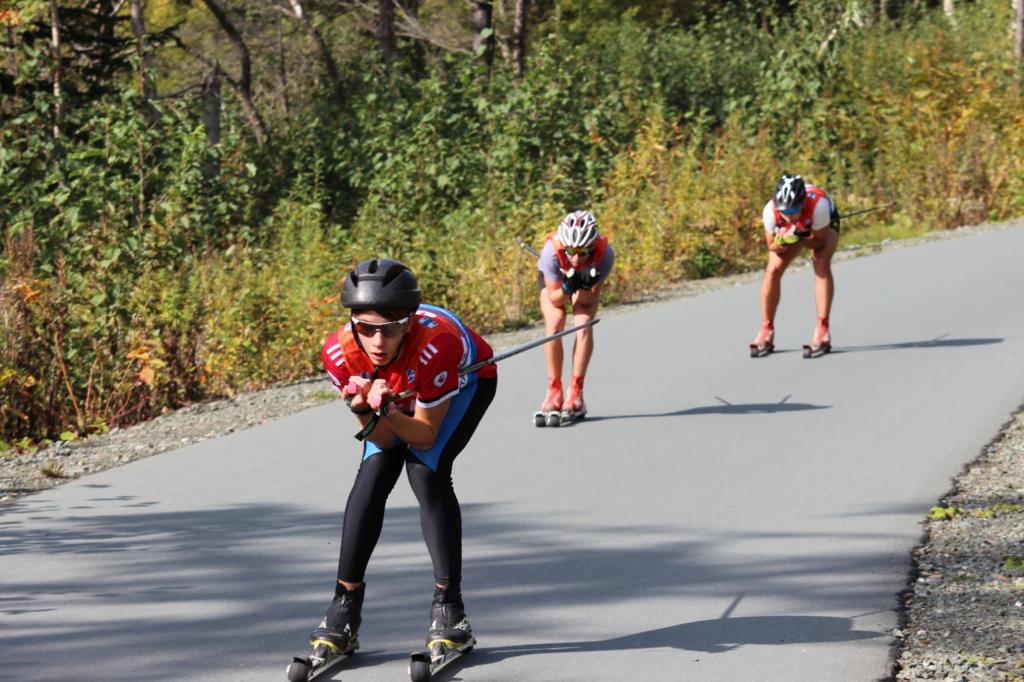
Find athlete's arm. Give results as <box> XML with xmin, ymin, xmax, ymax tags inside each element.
<box><xmin>766</xmin><ymin>230</ymin><xmax>792</xmax><ymax>253</ymax></box>
<box><xmin>545</xmin><ymin>278</ymin><xmax>571</xmax><ymax>307</ymax></box>
<box><xmin>343</xmin><ymin>375</ymin><xmax>401</xmax><ymax>449</ymax></box>
<box><xmin>801</xmin><ymin>199</ymin><xmax>835</xmax><ymax>250</ymax></box>
<box><xmin>323</xmin><ymin>334</ymin><xmax>401</xmax><ymax>447</ymax></box>
<box><xmin>374</xmin><ymin>332</ymin><xmax>462</xmax><ymax>450</ymax></box>
<box><xmin>538</xmin><ymin>240</ymin><xmax>573</xmax><ymax>307</ymax></box>
<box><xmin>762</xmin><ymin>201</ymin><xmax>793</xmax><ymax>253</ymax></box>
<box><xmin>572</xmin><ymin>244</ymin><xmax>613</xmax><ymax>297</ymax></box>
<box><xmin>808</xmin><ymin>198</ymin><xmax>834</xmax><ymax>233</ymax></box>
<box><xmin>382</xmin><ymin>399</ymin><xmax>450</xmax><ymax>451</ymax></box>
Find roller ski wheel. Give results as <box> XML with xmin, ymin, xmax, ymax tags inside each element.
<box><xmin>535</xmin><ymin>379</ymin><xmax>563</xmax><ymax>427</ymax></box>
<box><xmin>286</xmin><ymin>658</ymin><xmax>310</xmax><ymax>682</ymax></box>
<box><xmin>802</xmin><ymin>342</ymin><xmax>831</xmax><ymax>359</ymax></box>
<box><xmin>559</xmin><ymin>407</ymin><xmax>586</xmax><ymax>425</ymax></box>
<box><xmin>803</xmin><ymin>320</ymin><xmax>831</xmax><ymax>358</ymax></box>
<box><xmin>409</xmin><ymin>636</ymin><xmax>476</xmax><ymax>682</ymax></box>
<box><xmin>534</xmin><ymin>410</ymin><xmax>563</xmax><ymax>427</ymax></box>
<box><xmin>750</xmin><ymin>324</ymin><xmax>775</xmax><ymax>358</ymax></box>
<box><xmin>286</xmin><ymin>640</ymin><xmax>356</xmax><ymax>681</ymax></box>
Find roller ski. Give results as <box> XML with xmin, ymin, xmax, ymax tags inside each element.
<box><xmin>802</xmin><ymin>318</ymin><xmax>832</xmax><ymax>358</ymax></box>
<box><xmin>558</xmin><ymin>376</ymin><xmax>587</xmax><ymax>425</ymax></box>
<box><xmin>533</xmin><ymin>378</ymin><xmax>564</xmax><ymax>427</ymax></box>
<box><xmin>749</xmin><ymin>321</ymin><xmax>775</xmax><ymax>358</ymax></box>
<box><xmin>409</xmin><ymin>586</ymin><xmax>475</xmax><ymax>682</ymax></box>
<box><xmin>286</xmin><ymin>585</ymin><xmax>363</xmax><ymax>681</ymax></box>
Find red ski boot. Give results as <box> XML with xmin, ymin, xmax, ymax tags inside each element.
<box><xmin>802</xmin><ymin>317</ymin><xmax>832</xmax><ymax>358</ymax></box>
<box><xmin>533</xmin><ymin>378</ymin><xmax>563</xmax><ymax>427</ymax></box>
<box><xmin>561</xmin><ymin>376</ymin><xmax>587</xmax><ymax>424</ymax></box>
<box><xmin>749</xmin><ymin>321</ymin><xmax>775</xmax><ymax>357</ymax></box>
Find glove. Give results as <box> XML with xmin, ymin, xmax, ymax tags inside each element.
<box><xmin>561</xmin><ymin>270</ymin><xmax>583</xmax><ymax>295</ymax></box>
<box><xmin>774</xmin><ymin>226</ymin><xmax>800</xmax><ymax>245</ymax></box>
<box><xmin>578</xmin><ymin>266</ymin><xmax>601</xmax><ymax>291</ymax></box>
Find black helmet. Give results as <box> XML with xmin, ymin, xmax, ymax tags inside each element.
<box><xmin>774</xmin><ymin>174</ymin><xmax>806</xmax><ymax>212</ymax></box>
<box><xmin>341</xmin><ymin>258</ymin><xmax>422</xmax><ymax>311</ymax></box>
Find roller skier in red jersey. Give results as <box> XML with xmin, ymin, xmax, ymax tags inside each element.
<box><xmin>534</xmin><ymin>210</ymin><xmax>615</xmax><ymax>426</ymax></box>
<box><xmin>288</xmin><ymin>258</ymin><xmax>495</xmax><ymax>681</ymax></box>
<box><xmin>750</xmin><ymin>174</ymin><xmax>841</xmax><ymax>358</ymax></box>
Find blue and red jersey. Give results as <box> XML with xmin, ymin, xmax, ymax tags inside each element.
<box><xmin>321</xmin><ymin>304</ymin><xmax>495</xmax><ymax>412</ymax></box>
<box><xmin>321</xmin><ymin>304</ymin><xmax>495</xmax><ymax>470</ymax></box>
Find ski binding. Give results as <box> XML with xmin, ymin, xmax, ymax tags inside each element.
<box><xmin>286</xmin><ymin>640</ymin><xmax>356</xmax><ymax>681</ymax></box>
<box><xmin>802</xmin><ymin>342</ymin><xmax>831</xmax><ymax>359</ymax></box>
<box><xmin>409</xmin><ymin>636</ymin><xmax>476</xmax><ymax>682</ymax></box>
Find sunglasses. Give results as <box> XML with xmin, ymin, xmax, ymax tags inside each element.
<box><xmin>779</xmin><ymin>205</ymin><xmax>802</xmax><ymax>216</ymax></box>
<box><xmin>565</xmin><ymin>246</ymin><xmax>592</xmax><ymax>256</ymax></box>
<box><xmin>351</xmin><ymin>316</ymin><xmax>409</xmax><ymax>338</ymax></box>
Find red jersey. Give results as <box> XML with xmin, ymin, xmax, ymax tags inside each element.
<box><xmin>771</xmin><ymin>184</ymin><xmax>832</xmax><ymax>233</ymax></box>
<box><xmin>321</xmin><ymin>304</ymin><xmax>495</xmax><ymax>414</ymax></box>
<box><xmin>545</xmin><ymin>232</ymin><xmax>609</xmax><ymax>274</ymax></box>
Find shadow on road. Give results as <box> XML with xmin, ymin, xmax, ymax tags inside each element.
<box><xmin>441</xmin><ymin>594</ymin><xmax>881</xmax><ymax>679</ymax></box>
<box><xmin>831</xmin><ymin>334</ymin><xmax>1002</xmax><ymax>354</ymax></box>
<box><xmin>0</xmin><ymin>498</ymin><xmax>897</xmax><ymax>680</ymax></box>
<box><xmin>586</xmin><ymin>395</ymin><xmax>831</xmax><ymax>423</ymax></box>
<box><xmin>470</xmin><ymin>613</ymin><xmax>879</xmax><ymax>658</ymax></box>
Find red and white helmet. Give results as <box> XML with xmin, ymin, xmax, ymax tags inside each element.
<box><xmin>557</xmin><ymin>210</ymin><xmax>599</xmax><ymax>248</ymax></box>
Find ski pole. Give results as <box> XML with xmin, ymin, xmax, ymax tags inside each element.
<box><xmin>515</xmin><ymin>238</ymin><xmax>540</xmax><ymax>258</ymax></box>
<box><xmin>840</xmin><ymin>201</ymin><xmax>898</xmax><ymax>221</ymax></box>
<box><xmin>353</xmin><ymin>318</ymin><xmax>601</xmax><ymax>440</ymax></box>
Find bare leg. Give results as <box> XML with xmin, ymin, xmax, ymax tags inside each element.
<box><xmin>569</xmin><ymin>290</ymin><xmax>599</xmax><ymax>379</ymax></box>
<box><xmin>760</xmin><ymin>247</ymin><xmax>803</xmax><ymax>324</ymax></box>
<box><xmin>539</xmin><ymin>288</ymin><xmax>566</xmax><ymax>382</ymax></box>
<box><xmin>811</xmin><ymin>229</ymin><xmax>840</xmax><ymax>320</ymax></box>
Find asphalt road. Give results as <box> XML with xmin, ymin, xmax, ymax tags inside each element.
<box><xmin>2</xmin><ymin>225</ymin><xmax>1023</xmax><ymax>682</ymax></box>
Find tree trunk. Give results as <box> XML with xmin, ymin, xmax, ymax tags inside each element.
<box><xmin>277</xmin><ymin>13</ymin><xmax>289</xmax><ymax>117</ymax></box>
<box><xmin>7</xmin><ymin>23</ymin><xmax>19</xmax><ymax>79</ymax></box>
<box><xmin>1015</xmin><ymin>0</ymin><xmax>1023</xmax><ymax>61</ymax></box>
<box><xmin>283</xmin><ymin>0</ymin><xmax>346</xmax><ymax>108</ymax></box>
<box><xmin>201</xmin><ymin>0</ymin><xmax>251</xmax><ymax>99</ymax></box>
<box><xmin>49</xmin><ymin>0</ymin><xmax>62</xmax><ymax>139</ymax></box>
<box><xmin>233</xmin><ymin>80</ymin><xmax>268</xmax><ymax>147</ymax></box>
<box><xmin>943</xmin><ymin>0</ymin><xmax>956</xmax><ymax>25</ymax></box>
<box><xmin>378</xmin><ymin>0</ymin><xmax>397</xmax><ymax>66</ymax></box>
<box><xmin>511</xmin><ymin>0</ymin><xmax>528</xmax><ymax>77</ymax></box>
<box><xmin>200</xmin><ymin>0</ymin><xmax>267</xmax><ymax>145</ymax></box>
<box><xmin>201</xmin><ymin>68</ymin><xmax>222</xmax><ymax>180</ymax></box>
<box><xmin>129</xmin><ymin>0</ymin><xmax>156</xmax><ymax>98</ymax></box>
<box><xmin>405</xmin><ymin>0</ymin><xmax>426</xmax><ymax>78</ymax></box>
<box><xmin>97</xmin><ymin>0</ymin><xmax>117</xmax><ymax>84</ymax></box>
<box><xmin>473</xmin><ymin>1</ymin><xmax>494</xmax><ymax>68</ymax></box>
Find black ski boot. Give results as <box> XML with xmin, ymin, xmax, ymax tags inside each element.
<box><xmin>409</xmin><ymin>586</ymin><xmax>476</xmax><ymax>682</ymax></box>
<box><xmin>310</xmin><ymin>583</ymin><xmax>364</xmax><ymax>656</ymax></box>
<box><xmin>428</xmin><ymin>585</ymin><xmax>473</xmax><ymax>648</ymax></box>
<box><xmin>287</xmin><ymin>584</ymin><xmax>364</xmax><ymax>681</ymax></box>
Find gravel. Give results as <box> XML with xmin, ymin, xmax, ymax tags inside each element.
<box><xmin>2</xmin><ymin>219</ymin><xmax>1022</xmax><ymax>680</ymax></box>
<box><xmin>891</xmin><ymin>407</ymin><xmax>1024</xmax><ymax>682</ymax></box>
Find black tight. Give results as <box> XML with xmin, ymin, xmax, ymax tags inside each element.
<box><xmin>336</xmin><ymin>377</ymin><xmax>496</xmax><ymax>588</ymax></box>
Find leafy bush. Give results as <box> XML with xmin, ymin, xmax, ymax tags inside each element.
<box><xmin>3</xmin><ymin>0</ymin><xmax>1024</xmax><ymax>445</ymax></box>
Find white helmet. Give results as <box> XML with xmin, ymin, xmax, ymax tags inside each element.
<box><xmin>557</xmin><ymin>210</ymin><xmax>599</xmax><ymax>248</ymax></box>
